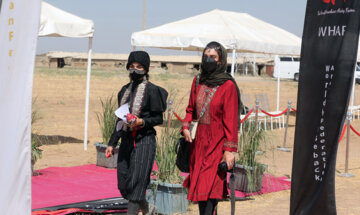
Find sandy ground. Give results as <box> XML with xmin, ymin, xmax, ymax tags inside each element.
<box><xmin>32</xmin><ymin>67</ymin><xmax>360</xmax><ymax>215</ymax></box>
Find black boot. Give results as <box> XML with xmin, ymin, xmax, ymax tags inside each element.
<box><xmin>127</xmin><ymin>201</ymin><xmax>140</xmax><ymax>215</ymax></box>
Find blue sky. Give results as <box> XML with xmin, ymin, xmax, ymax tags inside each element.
<box><xmin>37</xmin><ymin>0</ymin><xmax>307</xmax><ymax>55</ymax></box>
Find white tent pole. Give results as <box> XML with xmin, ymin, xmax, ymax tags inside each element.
<box><xmin>274</xmin><ymin>55</ymin><xmax>280</xmax><ymax>111</ymax></box>
<box><xmin>277</xmin><ymin>75</ymin><xmax>280</xmax><ymax>111</ymax></box>
<box><xmin>245</xmin><ymin>57</ymin><xmax>248</xmax><ymax>76</ymax></box>
<box><xmin>253</xmin><ymin>55</ymin><xmax>256</xmax><ymax>75</ymax></box>
<box><xmin>231</xmin><ymin>48</ymin><xmax>236</xmax><ymax>77</ymax></box>
<box><xmin>242</xmin><ymin>57</ymin><xmax>245</xmax><ymax>75</ymax></box>
<box><xmin>84</xmin><ymin>37</ymin><xmax>93</xmax><ymax>151</ymax></box>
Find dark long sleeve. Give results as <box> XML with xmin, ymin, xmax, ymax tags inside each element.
<box><xmin>108</xmin><ymin>122</ymin><xmax>122</xmax><ymax>148</ymax></box>
<box><xmin>107</xmin><ymin>86</ymin><xmax>128</xmax><ymax>147</ymax></box>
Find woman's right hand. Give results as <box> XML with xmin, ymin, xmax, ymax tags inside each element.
<box><xmin>105</xmin><ymin>146</ymin><xmax>113</xmax><ymax>158</ymax></box>
<box><xmin>183</xmin><ymin>129</ymin><xmax>192</xmax><ymax>143</ymax></box>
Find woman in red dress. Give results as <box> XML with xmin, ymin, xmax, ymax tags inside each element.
<box><xmin>182</xmin><ymin>41</ymin><xmax>242</xmax><ymax>215</ymax></box>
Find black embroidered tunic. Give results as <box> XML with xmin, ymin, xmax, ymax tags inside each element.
<box><xmin>108</xmin><ymin>81</ymin><xmax>168</xmax><ymax>201</ymax></box>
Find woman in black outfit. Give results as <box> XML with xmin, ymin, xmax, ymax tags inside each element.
<box><xmin>106</xmin><ymin>51</ymin><xmax>168</xmax><ymax>215</ymax></box>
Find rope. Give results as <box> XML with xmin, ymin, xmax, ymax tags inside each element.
<box><xmin>174</xmin><ymin>109</ymin><xmax>255</xmax><ymax>125</ymax></box>
<box><xmin>240</xmin><ymin>109</ymin><xmax>254</xmax><ymax>124</ymax></box>
<box><xmin>173</xmin><ymin>111</ymin><xmax>184</xmax><ymax>122</ymax></box>
<box><xmin>339</xmin><ymin>124</ymin><xmax>347</xmax><ymax>142</ymax></box>
<box><xmin>350</xmin><ymin>124</ymin><xmax>360</xmax><ymax>136</ymax></box>
<box><xmin>260</xmin><ymin>108</ymin><xmax>288</xmax><ymax>117</ymax></box>
<box><xmin>172</xmin><ymin>104</ymin><xmax>360</xmax><ymax>138</ymax></box>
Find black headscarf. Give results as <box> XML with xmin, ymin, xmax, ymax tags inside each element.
<box><xmin>199</xmin><ymin>41</ymin><xmax>244</xmax><ymax>126</ymax></box>
<box><xmin>199</xmin><ymin>42</ymin><xmax>232</xmax><ymax>86</ymax></box>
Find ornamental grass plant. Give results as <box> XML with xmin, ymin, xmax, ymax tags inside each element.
<box><xmin>31</xmin><ymin>97</ymin><xmax>43</xmax><ymax>174</ymax></box>
<box><xmin>237</xmin><ymin>122</ymin><xmax>268</xmax><ymax>192</ymax></box>
<box><xmin>153</xmin><ymin>89</ymin><xmax>185</xmax><ymax>184</ymax></box>
<box><xmin>154</xmin><ymin>121</ymin><xmax>183</xmax><ymax>184</ymax></box>
<box><xmin>96</xmin><ymin>94</ymin><xmax>118</xmax><ymax>145</ymax></box>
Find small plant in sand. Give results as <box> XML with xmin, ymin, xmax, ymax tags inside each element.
<box><xmin>153</xmin><ymin>89</ymin><xmax>184</xmax><ymax>184</ymax></box>
<box><xmin>31</xmin><ymin>140</ymin><xmax>42</xmax><ymax>168</ymax></box>
<box><xmin>31</xmin><ymin>97</ymin><xmax>43</xmax><ymax>174</ymax></box>
<box><xmin>237</xmin><ymin>122</ymin><xmax>268</xmax><ymax>192</ymax></box>
<box><xmin>154</xmin><ymin>123</ymin><xmax>183</xmax><ymax>184</ymax></box>
<box><xmin>96</xmin><ymin>94</ymin><xmax>118</xmax><ymax>145</ymax></box>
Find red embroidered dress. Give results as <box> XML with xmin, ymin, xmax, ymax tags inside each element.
<box><xmin>182</xmin><ymin>77</ymin><xmax>239</xmax><ymax>201</ymax></box>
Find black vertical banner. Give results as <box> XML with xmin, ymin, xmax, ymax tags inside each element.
<box><xmin>290</xmin><ymin>1</ymin><xmax>360</xmax><ymax>215</ymax></box>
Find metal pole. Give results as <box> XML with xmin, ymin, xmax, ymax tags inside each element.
<box><xmin>351</xmin><ymin>73</ymin><xmax>356</xmax><ymax>108</ymax></box>
<box><xmin>277</xmin><ymin>100</ymin><xmax>291</xmax><ymax>152</ymax></box>
<box><xmin>245</xmin><ymin>61</ymin><xmax>248</xmax><ymax>76</ymax></box>
<box><xmin>83</xmin><ymin>37</ymin><xmax>93</xmax><ymax>151</ymax></box>
<box><xmin>350</xmin><ymin>73</ymin><xmax>356</xmax><ymax>117</ymax></box>
<box><xmin>167</xmin><ymin>100</ymin><xmax>173</xmax><ymax>138</ymax></box>
<box><xmin>274</xmin><ymin>55</ymin><xmax>280</xmax><ymax>111</ymax></box>
<box><xmin>231</xmin><ymin>48</ymin><xmax>236</xmax><ymax>77</ymax></box>
<box><xmin>142</xmin><ymin>0</ymin><xmax>146</xmax><ymax>51</ymax></box>
<box><xmin>283</xmin><ymin>100</ymin><xmax>291</xmax><ymax>148</ymax></box>
<box><xmin>338</xmin><ymin>112</ymin><xmax>355</xmax><ymax>177</ymax></box>
<box><xmin>351</xmin><ymin>62</ymin><xmax>358</xmax><ymax>110</ymax></box>
<box><xmin>345</xmin><ymin>113</ymin><xmax>351</xmax><ymax>173</ymax></box>
<box><xmin>277</xmin><ymin>76</ymin><xmax>280</xmax><ymax>111</ymax></box>
<box><xmin>242</xmin><ymin>57</ymin><xmax>245</xmax><ymax>75</ymax></box>
<box><xmin>253</xmin><ymin>55</ymin><xmax>256</xmax><ymax>76</ymax></box>
<box><xmin>142</xmin><ymin>0</ymin><xmax>146</xmax><ymax>30</ymax></box>
<box><xmin>254</xmin><ymin>100</ymin><xmax>259</xmax><ymax>130</ymax></box>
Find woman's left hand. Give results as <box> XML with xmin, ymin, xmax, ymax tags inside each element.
<box><xmin>222</xmin><ymin>151</ymin><xmax>235</xmax><ymax>170</ymax></box>
<box><xmin>128</xmin><ymin>117</ymin><xmax>144</xmax><ymax>128</ymax></box>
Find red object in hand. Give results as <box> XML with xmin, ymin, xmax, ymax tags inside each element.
<box><xmin>106</xmin><ymin>151</ymin><xmax>112</xmax><ymax>158</ymax></box>
<box><xmin>126</xmin><ymin>113</ymin><xmax>138</xmax><ymax>148</ymax></box>
<box><xmin>126</xmin><ymin>113</ymin><xmax>137</xmax><ymax>125</ymax></box>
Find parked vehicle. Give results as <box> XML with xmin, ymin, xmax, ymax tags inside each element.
<box><xmin>355</xmin><ymin>64</ymin><xmax>360</xmax><ymax>84</ymax></box>
<box><xmin>274</xmin><ymin>56</ymin><xmax>360</xmax><ymax>83</ymax></box>
<box><xmin>273</xmin><ymin>56</ymin><xmax>300</xmax><ymax>81</ymax></box>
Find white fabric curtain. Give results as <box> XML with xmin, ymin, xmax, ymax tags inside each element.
<box><xmin>0</xmin><ymin>0</ymin><xmax>41</xmax><ymax>214</ymax></box>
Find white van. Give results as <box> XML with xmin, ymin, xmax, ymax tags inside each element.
<box><xmin>273</xmin><ymin>56</ymin><xmax>300</xmax><ymax>81</ymax></box>
<box><xmin>356</xmin><ymin>64</ymin><xmax>360</xmax><ymax>84</ymax></box>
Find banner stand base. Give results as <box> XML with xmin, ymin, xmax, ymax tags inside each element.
<box><xmin>277</xmin><ymin>147</ymin><xmax>291</xmax><ymax>152</ymax></box>
<box><xmin>337</xmin><ymin>172</ymin><xmax>355</xmax><ymax>177</ymax></box>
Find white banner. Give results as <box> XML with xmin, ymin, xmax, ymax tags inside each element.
<box><xmin>0</xmin><ymin>0</ymin><xmax>41</xmax><ymax>214</ymax></box>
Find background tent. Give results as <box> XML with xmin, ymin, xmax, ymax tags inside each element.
<box><xmin>39</xmin><ymin>1</ymin><xmax>94</xmax><ymax>150</ymax></box>
<box><xmin>131</xmin><ymin>9</ymin><xmax>302</xmax><ymax>111</ymax></box>
<box><xmin>131</xmin><ymin>9</ymin><xmax>301</xmax><ymax>55</ymax></box>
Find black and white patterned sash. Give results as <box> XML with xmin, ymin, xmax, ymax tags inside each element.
<box><xmin>120</xmin><ymin>79</ymin><xmax>148</xmax><ymax>117</ymax></box>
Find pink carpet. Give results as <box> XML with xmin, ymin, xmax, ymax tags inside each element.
<box><xmin>226</xmin><ymin>173</ymin><xmax>291</xmax><ymax>197</ymax></box>
<box><xmin>177</xmin><ymin>171</ymin><xmax>291</xmax><ymax>197</ymax></box>
<box><xmin>32</xmin><ymin>165</ymin><xmax>120</xmax><ymax>210</ymax></box>
<box><xmin>32</xmin><ymin>164</ymin><xmax>291</xmax><ymax>210</ymax></box>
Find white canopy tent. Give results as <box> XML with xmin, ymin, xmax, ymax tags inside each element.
<box><xmin>39</xmin><ymin>1</ymin><xmax>94</xmax><ymax>150</ymax></box>
<box><xmin>131</xmin><ymin>9</ymin><xmax>302</xmax><ymax>111</ymax></box>
<box><xmin>131</xmin><ymin>9</ymin><xmax>301</xmax><ymax>55</ymax></box>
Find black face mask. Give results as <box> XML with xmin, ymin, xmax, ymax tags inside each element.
<box><xmin>129</xmin><ymin>69</ymin><xmax>146</xmax><ymax>81</ymax></box>
<box><xmin>201</xmin><ymin>57</ymin><xmax>218</xmax><ymax>74</ymax></box>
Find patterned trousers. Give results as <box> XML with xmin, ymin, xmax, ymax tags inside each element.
<box><xmin>117</xmin><ymin>134</ymin><xmax>156</xmax><ymax>201</ymax></box>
